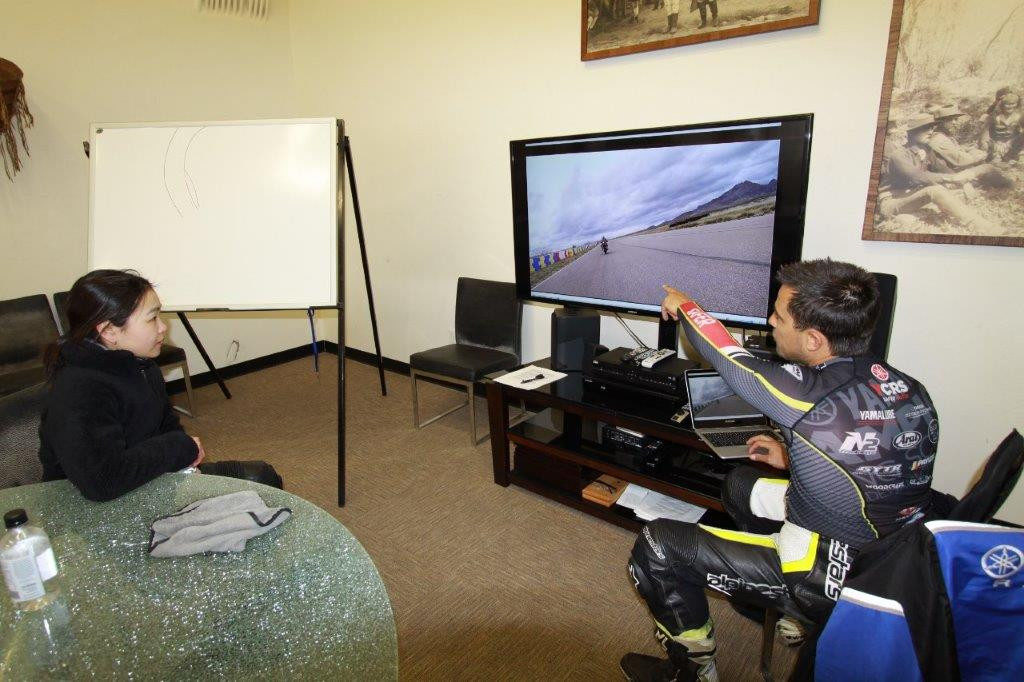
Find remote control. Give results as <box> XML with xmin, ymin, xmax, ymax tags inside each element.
<box><xmin>640</xmin><ymin>348</ymin><xmax>676</xmax><ymax>368</ymax></box>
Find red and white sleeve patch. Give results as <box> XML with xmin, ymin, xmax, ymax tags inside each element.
<box><xmin>680</xmin><ymin>301</ymin><xmax>739</xmax><ymax>351</ymax></box>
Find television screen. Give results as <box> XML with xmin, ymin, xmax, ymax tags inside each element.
<box><xmin>510</xmin><ymin>115</ymin><xmax>811</xmax><ymax>328</ymax></box>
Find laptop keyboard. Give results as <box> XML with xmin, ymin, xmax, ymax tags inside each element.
<box><xmin>703</xmin><ymin>430</ymin><xmax>775</xmax><ymax>447</ymax></box>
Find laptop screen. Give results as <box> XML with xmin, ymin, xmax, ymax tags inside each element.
<box><xmin>685</xmin><ymin>371</ymin><xmax>763</xmax><ymax>423</ymax></box>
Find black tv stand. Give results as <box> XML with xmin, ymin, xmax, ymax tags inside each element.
<box><xmin>485</xmin><ymin>357</ymin><xmax>749</xmax><ymax>532</ymax></box>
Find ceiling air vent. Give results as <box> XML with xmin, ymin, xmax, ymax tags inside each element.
<box><xmin>197</xmin><ymin>0</ymin><xmax>269</xmax><ymax>19</ymax></box>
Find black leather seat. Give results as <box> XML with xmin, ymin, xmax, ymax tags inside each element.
<box><xmin>409</xmin><ymin>344</ymin><xmax>519</xmax><ymax>382</ymax></box>
<box><xmin>0</xmin><ymin>294</ymin><xmax>59</xmax><ymax>397</ymax></box>
<box><xmin>409</xmin><ymin>277</ymin><xmax>522</xmax><ymax>445</ymax></box>
<box><xmin>54</xmin><ymin>291</ymin><xmax>196</xmax><ymax>416</ymax></box>
<box><xmin>0</xmin><ymin>382</ymin><xmax>47</xmax><ymax>489</ymax></box>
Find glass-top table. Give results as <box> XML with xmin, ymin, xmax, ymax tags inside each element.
<box><xmin>0</xmin><ymin>474</ymin><xmax>397</xmax><ymax>680</ymax></box>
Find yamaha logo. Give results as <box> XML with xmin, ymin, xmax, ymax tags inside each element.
<box><xmin>893</xmin><ymin>431</ymin><xmax>922</xmax><ymax>450</ymax></box>
<box><xmin>981</xmin><ymin>545</ymin><xmax>1023</xmax><ymax>587</ymax></box>
<box><xmin>870</xmin><ymin>363</ymin><xmax>889</xmax><ymax>381</ymax></box>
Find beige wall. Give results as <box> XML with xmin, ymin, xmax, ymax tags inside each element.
<box><xmin>289</xmin><ymin>0</ymin><xmax>1024</xmax><ymax>521</ymax></box>
<box><xmin>0</xmin><ymin>0</ymin><xmax>312</xmax><ymax>374</ymax></box>
<box><xmin>3</xmin><ymin>1</ymin><xmax>1022</xmax><ymax>520</ymax></box>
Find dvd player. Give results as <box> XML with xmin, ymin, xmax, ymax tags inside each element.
<box><xmin>584</xmin><ymin>347</ymin><xmax>696</xmax><ymax>400</ymax></box>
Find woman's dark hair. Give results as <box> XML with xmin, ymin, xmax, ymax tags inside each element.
<box><xmin>776</xmin><ymin>259</ymin><xmax>880</xmax><ymax>357</ymax></box>
<box><xmin>45</xmin><ymin>269</ymin><xmax>154</xmax><ymax>377</ymax></box>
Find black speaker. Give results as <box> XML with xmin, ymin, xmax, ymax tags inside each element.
<box><xmin>551</xmin><ymin>308</ymin><xmax>602</xmax><ymax>372</ymax></box>
<box><xmin>869</xmin><ymin>273</ymin><xmax>897</xmax><ymax>361</ymax></box>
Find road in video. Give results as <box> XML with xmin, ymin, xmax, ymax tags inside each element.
<box><xmin>527</xmin><ymin>140</ymin><xmax>780</xmax><ymax>317</ymax></box>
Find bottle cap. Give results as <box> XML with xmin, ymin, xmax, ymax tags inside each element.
<box><xmin>4</xmin><ymin>509</ymin><xmax>28</xmax><ymax>529</ymax></box>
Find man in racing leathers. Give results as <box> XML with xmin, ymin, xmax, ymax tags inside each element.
<box><xmin>621</xmin><ymin>260</ymin><xmax>940</xmax><ymax>682</ymax></box>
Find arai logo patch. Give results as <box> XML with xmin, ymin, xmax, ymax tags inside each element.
<box><xmin>893</xmin><ymin>431</ymin><xmax>922</xmax><ymax>450</ymax></box>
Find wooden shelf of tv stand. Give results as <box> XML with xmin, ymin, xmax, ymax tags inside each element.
<box><xmin>507</xmin><ymin>428</ymin><xmax>725</xmax><ymax>518</ymax></box>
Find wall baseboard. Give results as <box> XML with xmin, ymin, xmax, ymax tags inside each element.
<box><xmin>165</xmin><ymin>342</ymin><xmax>410</xmax><ymax>395</ymax></box>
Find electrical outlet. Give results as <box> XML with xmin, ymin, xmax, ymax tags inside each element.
<box><xmin>226</xmin><ymin>340</ymin><xmax>240</xmax><ymax>364</ymax></box>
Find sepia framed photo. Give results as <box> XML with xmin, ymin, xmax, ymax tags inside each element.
<box><xmin>863</xmin><ymin>0</ymin><xmax>1024</xmax><ymax>247</ymax></box>
<box><xmin>581</xmin><ymin>1</ymin><xmax>820</xmax><ymax>61</ymax></box>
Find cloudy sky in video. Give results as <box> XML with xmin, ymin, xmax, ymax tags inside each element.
<box><xmin>526</xmin><ymin>139</ymin><xmax>779</xmax><ymax>255</ymax></box>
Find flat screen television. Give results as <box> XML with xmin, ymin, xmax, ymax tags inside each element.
<box><xmin>510</xmin><ymin>114</ymin><xmax>812</xmax><ymax>329</ymax></box>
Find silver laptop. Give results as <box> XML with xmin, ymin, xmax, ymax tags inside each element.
<box><xmin>684</xmin><ymin>368</ymin><xmax>778</xmax><ymax>459</ymax></box>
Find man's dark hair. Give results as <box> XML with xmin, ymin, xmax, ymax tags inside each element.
<box><xmin>776</xmin><ymin>259</ymin><xmax>880</xmax><ymax>357</ymax></box>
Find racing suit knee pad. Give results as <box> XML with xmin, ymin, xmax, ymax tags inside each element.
<box><xmin>629</xmin><ymin>520</ymin><xmax>707</xmax><ymax>634</ymax></box>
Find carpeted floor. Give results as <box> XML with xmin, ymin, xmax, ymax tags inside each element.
<box><xmin>185</xmin><ymin>355</ymin><xmax>798</xmax><ymax>681</ymax></box>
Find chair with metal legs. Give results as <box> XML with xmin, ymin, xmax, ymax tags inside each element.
<box><xmin>409</xmin><ymin>278</ymin><xmax>522</xmax><ymax>446</ymax></box>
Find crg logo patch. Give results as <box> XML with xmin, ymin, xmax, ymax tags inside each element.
<box><xmin>870</xmin><ymin>364</ymin><xmax>889</xmax><ymax>381</ymax></box>
<box><xmin>782</xmin><ymin>364</ymin><xmax>803</xmax><ymax>381</ymax></box>
<box><xmin>840</xmin><ymin>431</ymin><xmax>880</xmax><ymax>455</ymax></box>
<box><xmin>893</xmin><ymin>431</ymin><xmax>922</xmax><ymax>450</ymax></box>
<box><xmin>981</xmin><ymin>544</ymin><xmax>1023</xmax><ymax>588</ymax></box>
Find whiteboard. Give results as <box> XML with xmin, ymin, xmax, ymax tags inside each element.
<box><xmin>89</xmin><ymin>119</ymin><xmax>339</xmax><ymax>310</ymax></box>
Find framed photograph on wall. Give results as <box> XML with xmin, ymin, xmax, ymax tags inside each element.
<box><xmin>863</xmin><ymin>0</ymin><xmax>1024</xmax><ymax>247</ymax></box>
<box><xmin>582</xmin><ymin>1</ymin><xmax>820</xmax><ymax>61</ymax></box>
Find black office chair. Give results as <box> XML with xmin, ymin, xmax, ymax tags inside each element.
<box><xmin>0</xmin><ymin>382</ymin><xmax>47</xmax><ymax>489</ymax></box>
<box><xmin>53</xmin><ymin>291</ymin><xmax>196</xmax><ymax>416</ymax></box>
<box><xmin>409</xmin><ymin>278</ymin><xmax>523</xmax><ymax>446</ymax></box>
<box><xmin>787</xmin><ymin>429</ymin><xmax>1024</xmax><ymax>682</ymax></box>
<box><xmin>0</xmin><ymin>294</ymin><xmax>59</xmax><ymax>397</ymax></box>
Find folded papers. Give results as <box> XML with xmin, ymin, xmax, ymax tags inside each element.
<box><xmin>615</xmin><ymin>483</ymin><xmax>705</xmax><ymax>523</ymax></box>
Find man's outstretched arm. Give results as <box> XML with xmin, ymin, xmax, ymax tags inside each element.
<box><xmin>662</xmin><ymin>285</ymin><xmax>816</xmax><ymax>429</ymax></box>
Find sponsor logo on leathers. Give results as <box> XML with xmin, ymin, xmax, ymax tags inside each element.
<box><xmin>910</xmin><ymin>453</ymin><xmax>935</xmax><ymax>471</ymax></box>
<box><xmin>706</xmin><ymin>573</ymin><xmax>787</xmax><ymax>599</ymax></box>
<box><xmin>643</xmin><ymin>526</ymin><xmax>665</xmax><ymax>560</ymax></box>
<box><xmin>928</xmin><ymin>419</ymin><xmax>939</xmax><ymax>444</ymax></box>
<box><xmin>839</xmin><ymin>431</ymin><xmax>880</xmax><ymax>456</ymax></box>
<box><xmin>865</xmin><ymin>481</ymin><xmax>905</xmax><ymax>492</ymax></box>
<box><xmin>870</xmin><ymin>380</ymin><xmax>910</xmax><ymax>402</ymax></box>
<box><xmin>782</xmin><ymin>364</ymin><xmax>803</xmax><ymax>381</ymax></box>
<box><xmin>898</xmin><ymin>506</ymin><xmax>921</xmax><ymax>518</ymax></box>
<box><xmin>870</xmin><ymin>364</ymin><xmax>890</xmax><ymax>381</ymax></box>
<box><xmin>893</xmin><ymin>431</ymin><xmax>923</xmax><ymax>450</ymax></box>
<box><xmin>905</xmin><ymin>404</ymin><xmax>932</xmax><ymax>419</ymax></box>
<box><xmin>824</xmin><ymin>540</ymin><xmax>852</xmax><ymax>601</ymax></box>
<box><xmin>859</xmin><ymin>409</ymin><xmax>895</xmax><ymax>422</ymax></box>
<box><xmin>908</xmin><ymin>475</ymin><xmax>931</xmax><ymax>486</ymax></box>
<box><xmin>804</xmin><ymin>399</ymin><xmax>838</xmax><ymax>426</ymax></box>
<box><xmin>855</xmin><ymin>463</ymin><xmax>903</xmax><ymax>478</ymax></box>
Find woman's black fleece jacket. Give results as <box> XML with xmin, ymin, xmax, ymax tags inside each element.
<box><xmin>39</xmin><ymin>340</ymin><xmax>198</xmax><ymax>501</ymax></box>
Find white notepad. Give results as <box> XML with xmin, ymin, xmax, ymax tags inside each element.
<box><xmin>493</xmin><ymin>365</ymin><xmax>566</xmax><ymax>390</ymax></box>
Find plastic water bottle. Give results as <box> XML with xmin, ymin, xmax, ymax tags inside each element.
<box><xmin>0</xmin><ymin>509</ymin><xmax>61</xmax><ymax>611</ymax></box>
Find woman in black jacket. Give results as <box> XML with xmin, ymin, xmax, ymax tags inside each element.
<box><xmin>39</xmin><ymin>270</ymin><xmax>280</xmax><ymax>501</ymax></box>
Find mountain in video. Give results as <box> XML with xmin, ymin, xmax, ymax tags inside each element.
<box><xmin>668</xmin><ymin>179</ymin><xmax>777</xmax><ymax>224</ymax></box>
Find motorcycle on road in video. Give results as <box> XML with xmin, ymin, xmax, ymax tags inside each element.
<box><xmin>600</xmin><ymin>238</ymin><xmax>609</xmax><ymax>255</ymax></box>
